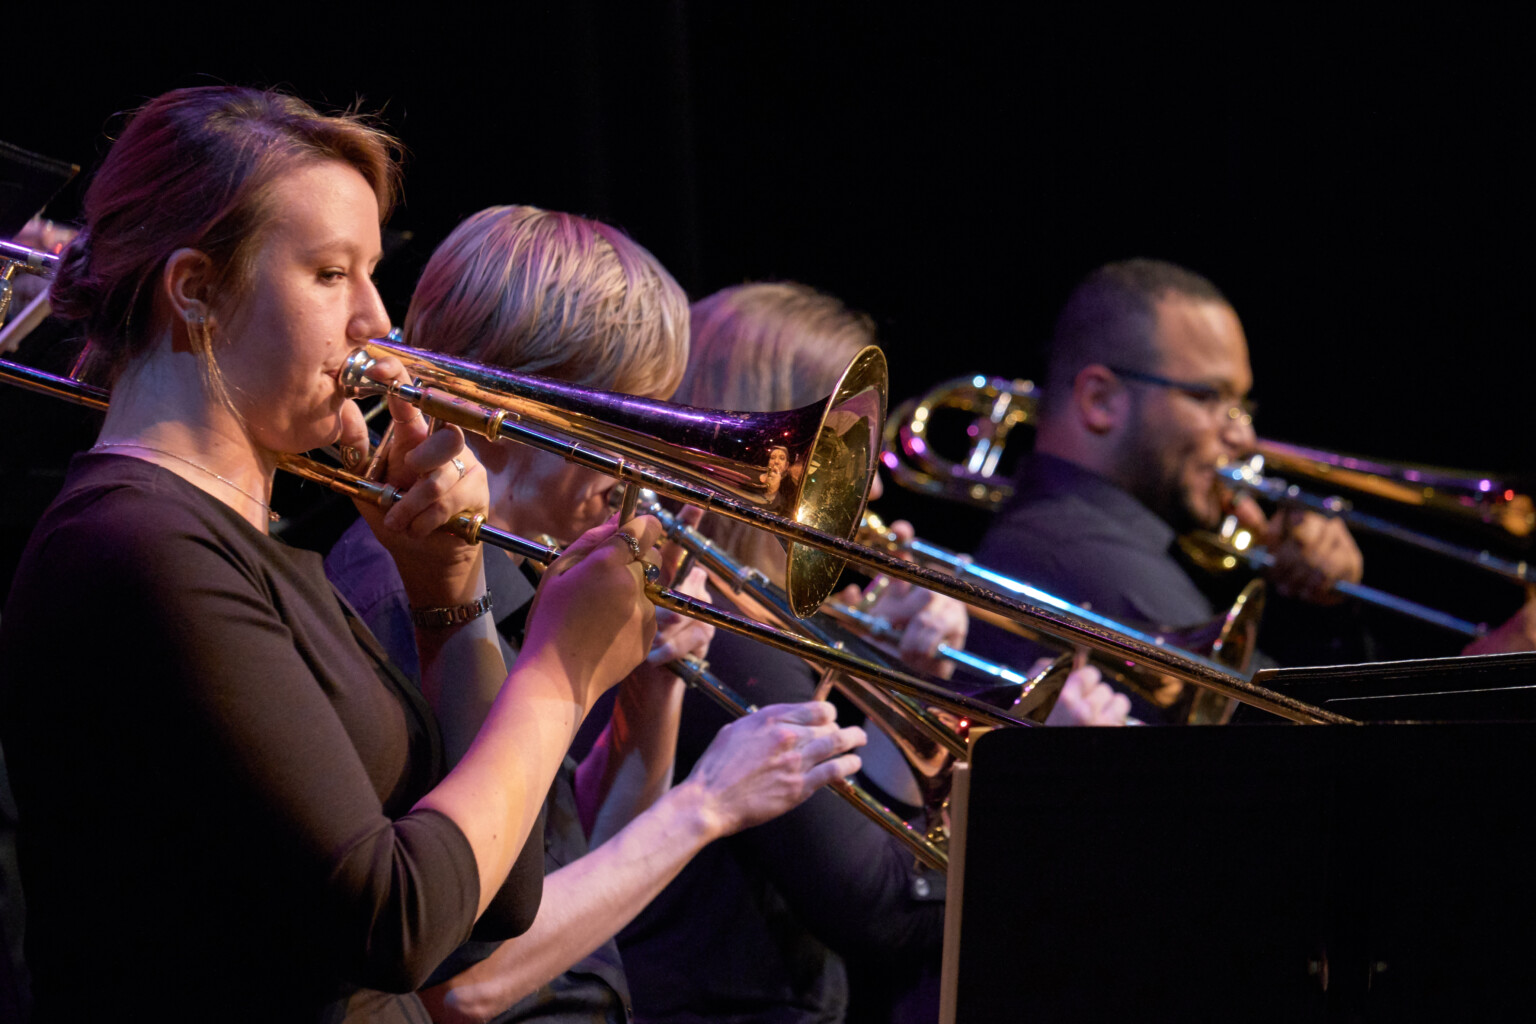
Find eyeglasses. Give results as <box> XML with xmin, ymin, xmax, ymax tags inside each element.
<box><xmin>1105</xmin><ymin>365</ymin><xmax>1256</xmax><ymax>427</ymax></box>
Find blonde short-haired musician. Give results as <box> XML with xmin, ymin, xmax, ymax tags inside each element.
<box><xmin>616</xmin><ymin>281</ymin><xmax>1126</xmax><ymax>1024</ymax></box>
<box><xmin>326</xmin><ymin>209</ymin><xmax>869</xmax><ymax>1024</ymax></box>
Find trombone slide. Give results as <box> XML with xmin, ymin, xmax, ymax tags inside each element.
<box><xmin>665</xmin><ymin>656</ymin><xmax>947</xmax><ymax>871</ymax></box>
<box><xmin>1219</xmin><ymin>459</ymin><xmax>1534</xmax><ymax>587</ymax></box>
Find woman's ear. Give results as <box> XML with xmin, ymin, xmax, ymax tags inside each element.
<box><xmin>161</xmin><ymin>248</ymin><xmax>217</xmax><ymax>349</ymax></box>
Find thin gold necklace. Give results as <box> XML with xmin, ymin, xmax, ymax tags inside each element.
<box><xmin>92</xmin><ymin>442</ymin><xmax>280</xmax><ymax>522</ymax></box>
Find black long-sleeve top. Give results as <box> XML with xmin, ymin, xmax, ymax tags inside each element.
<box><xmin>0</xmin><ymin>454</ymin><xmax>542</xmax><ymax>1023</ymax></box>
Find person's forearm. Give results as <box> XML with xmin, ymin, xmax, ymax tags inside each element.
<box><xmin>415</xmin><ymin>607</ymin><xmax>507</xmax><ymax>766</ymax></box>
<box><xmin>426</xmin><ymin>777</ymin><xmax>723</xmax><ymax>1022</ymax></box>
<box><xmin>576</xmin><ymin>666</ymin><xmax>684</xmax><ymax>844</ymax></box>
<box><xmin>415</xmin><ymin>645</ymin><xmax>595</xmax><ymax>917</ymax></box>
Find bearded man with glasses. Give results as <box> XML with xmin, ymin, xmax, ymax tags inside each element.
<box><xmin>966</xmin><ymin>259</ymin><xmax>1366</xmax><ymax>719</ymax></box>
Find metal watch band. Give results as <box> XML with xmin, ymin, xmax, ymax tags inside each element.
<box><xmin>410</xmin><ymin>591</ymin><xmax>494</xmax><ymax>629</ymax></box>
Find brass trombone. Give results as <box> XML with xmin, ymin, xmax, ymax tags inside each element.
<box><xmin>0</xmin><ymin>355</ymin><xmax>1341</xmax><ymax>725</ymax></box>
<box><xmin>286</xmin><ymin>460</ymin><xmax>960</xmax><ymax>870</ymax></box>
<box><xmin>636</xmin><ymin>498</ymin><xmax>1002</xmax><ymax>868</ymax></box>
<box><xmin>0</xmin><ymin>239</ymin><xmax>60</xmax><ymax>351</ymax></box>
<box><xmin>1218</xmin><ymin>454</ymin><xmax>1533</xmax><ymax>589</ymax></box>
<box><xmin>0</xmin><ymin>355</ymin><xmax>957</xmax><ymax>869</ymax></box>
<box><xmin>340</xmin><ymin>338</ymin><xmax>888</xmax><ymax>619</ymax></box>
<box><xmin>334</xmin><ymin>338</ymin><xmax>1345</xmax><ymax>724</ymax></box>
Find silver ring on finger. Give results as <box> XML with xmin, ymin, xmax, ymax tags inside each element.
<box><xmin>450</xmin><ymin>456</ymin><xmax>467</xmax><ymax>481</ymax></box>
<box><xmin>615</xmin><ymin>531</ymin><xmax>644</xmax><ymax>562</ymax></box>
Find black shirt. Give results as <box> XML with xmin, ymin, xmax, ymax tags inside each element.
<box><xmin>0</xmin><ymin>454</ymin><xmax>541</xmax><ymax>1023</ymax></box>
<box><xmin>327</xmin><ymin>518</ymin><xmax>633</xmax><ymax>1024</ymax></box>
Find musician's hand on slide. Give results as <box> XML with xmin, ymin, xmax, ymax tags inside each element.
<box><xmin>678</xmin><ymin>701</ymin><xmax>866</xmax><ymax>838</ymax></box>
<box><xmin>1043</xmin><ymin>663</ymin><xmax>1131</xmax><ymax>727</ymax></box>
<box><xmin>521</xmin><ymin>517</ymin><xmax>663</xmax><ymax>700</ymax></box>
<box><xmin>1233</xmin><ymin>495</ymin><xmax>1363</xmax><ymax>605</ymax></box>
<box><xmin>838</xmin><ymin>577</ymin><xmax>969</xmax><ymax>679</ymax></box>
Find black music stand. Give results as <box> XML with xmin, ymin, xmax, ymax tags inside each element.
<box><xmin>1246</xmin><ymin>649</ymin><xmax>1536</xmax><ymax>722</ymax></box>
<box><xmin>941</xmin><ymin>723</ymin><xmax>1536</xmax><ymax>1023</ymax></box>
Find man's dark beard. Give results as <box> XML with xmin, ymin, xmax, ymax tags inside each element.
<box><xmin>1112</xmin><ymin>407</ymin><xmax>1208</xmax><ymax>536</ymax></box>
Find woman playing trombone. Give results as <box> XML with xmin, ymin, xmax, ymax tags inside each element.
<box><xmin>0</xmin><ymin>88</ymin><xmax>860</xmax><ymax>1023</ymax></box>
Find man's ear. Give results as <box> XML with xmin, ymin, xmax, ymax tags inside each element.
<box><xmin>161</xmin><ymin>248</ymin><xmax>217</xmax><ymax>351</ymax></box>
<box><xmin>1074</xmin><ymin>364</ymin><xmax>1125</xmax><ymax>435</ymax></box>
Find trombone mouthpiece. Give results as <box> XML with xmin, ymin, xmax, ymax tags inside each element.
<box><xmin>339</xmin><ymin>348</ymin><xmax>385</xmax><ymax>398</ymax></box>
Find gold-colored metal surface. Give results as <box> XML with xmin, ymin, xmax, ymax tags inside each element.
<box><xmin>858</xmin><ymin>512</ymin><xmax>1270</xmax><ymax>725</ymax></box>
<box><xmin>884</xmin><ymin>373</ymin><xmax>1534</xmax><ymax>542</ymax></box>
<box><xmin>337</xmin><ymin>347</ymin><xmax>1334</xmax><ymax>720</ymax></box>
<box><xmin>882</xmin><ymin>374</ymin><xmax>1038</xmax><ymax>508</ymax></box>
<box><xmin>0</xmin><ymin>241</ymin><xmax>61</xmax><ymax>329</ymax></box>
<box><xmin>1254</xmin><ymin>439</ymin><xmax>1534</xmax><ymax>540</ymax></box>
<box><xmin>639</xmin><ymin>496</ymin><xmax>1004</xmax><ymax>865</ymax></box>
<box><xmin>1221</xmin><ymin>453</ymin><xmax>1533</xmax><ymax>587</ymax></box>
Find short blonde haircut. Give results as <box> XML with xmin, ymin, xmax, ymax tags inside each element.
<box><xmin>675</xmin><ymin>282</ymin><xmax>879</xmax><ymax>581</ymax></box>
<box><xmin>674</xmin><ymin>282</ymin><xmax>876</xmax><ymax>412</ymax></box>
<box><xmin>403</xmin><ymin>206</ymin><xmax>689</xmax><ymax>399</ymax></box>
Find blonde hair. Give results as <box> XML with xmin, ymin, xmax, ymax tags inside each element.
<box><xmin>403</xmin><ymin>206</ymin><xmax>689</xmax><ymax>398</ymax></box>
<box><xmin>675</xmin><ymin>282</ymin><xmax>878</xmax><ymax>581</ymax></box>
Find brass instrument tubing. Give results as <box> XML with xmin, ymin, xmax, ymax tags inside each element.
<box><xmin>0</xmin><ymin>355</ymin><xmax>948</xmax><ymax>868</ymax></box>
<box><xmin>1219</xmin><ymin>464</ymin><xmax>1533</xmax><ymax>587</ymax></box>
<box><xmin>1227</xmin><ymin>544</ymin><xmax>1484</xmax><ymax>638</ymax></box>
<box><xmin>244</xmin><ymin>446</ymin><xmax>959</xmax><ymax>869</ymax></box>
<box><xmin>0</xmin><ymin>240</ymin><xmax>60</xmax><ymax>274</ymax></box>
<box><xmin>0</xmin><ymin>359</ymin><xmax>108</xmax><ymax>408</ymax></box>
<box><xmin>818</xmin><ymin>601</ymin><xmax>1032</xmax><ymax>688</ymax></box>
<box><xmin>636</xmin><ymin>497</ymin><xmax>1018</xmax><ymax>752</ymax></box>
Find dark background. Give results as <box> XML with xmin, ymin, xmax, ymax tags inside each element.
<box><xmin>4</xmin><ymin>4</ymin><xmax>1533</xmax><ymax>650</ymax></box>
